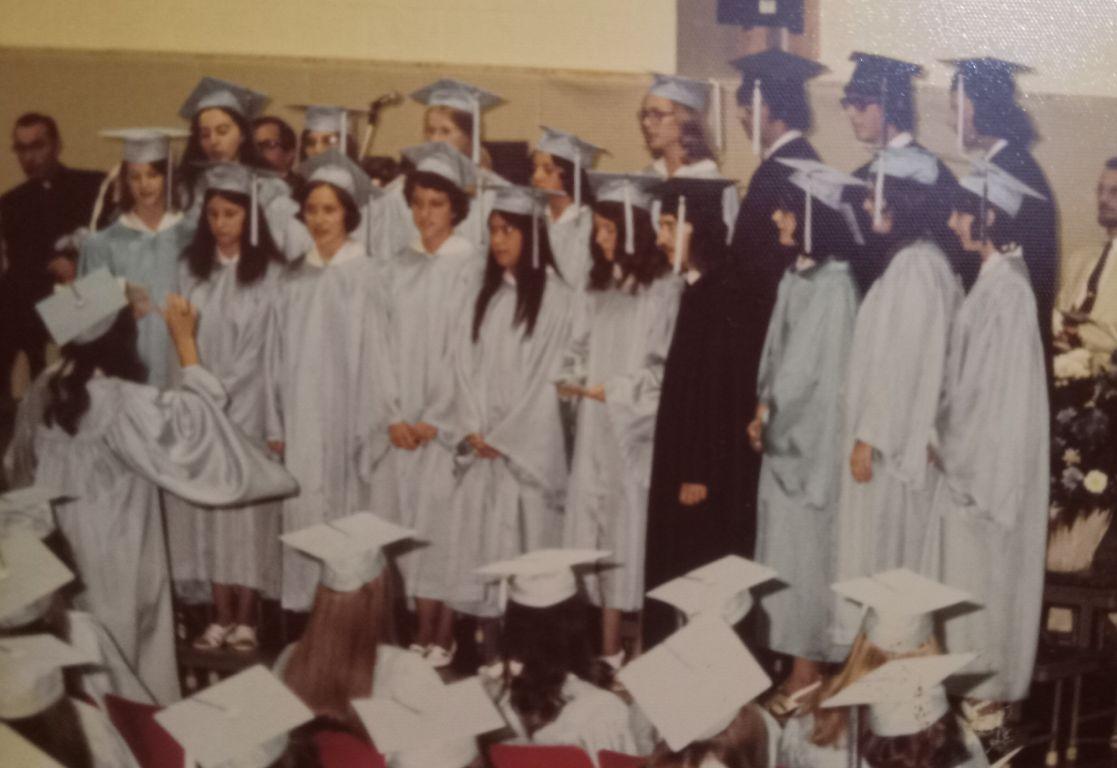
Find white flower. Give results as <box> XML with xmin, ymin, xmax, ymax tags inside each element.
<box><xmin>1054</xmin><ymin>348</ymin><xmax>1093</xmax><ymax>380</ymax></box>
<box><xmin>1084</xmin><ymin>470</ymin><xmax>1109</xmax><ymax>495</ymax></box>
<box><xmin>1063</xmin><ymin>448</ymin><xmax>1082</xmax><ymax>466</ymax></box>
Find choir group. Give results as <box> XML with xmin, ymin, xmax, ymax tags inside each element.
<box><xmin>1</xmin><ymin>46</ymin><xmax>1070</xmax><ymax>768</ymax></box>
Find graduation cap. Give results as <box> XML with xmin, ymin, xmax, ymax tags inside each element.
<box><xmin>353</xmin><ymin>677</ymin><xmax>506</xmax><ymax>768</ymax></box>
<box><xmin>101</xmin><ymin>127</ymin><xmax>191</xmax><ymax>210</ymax></box>
<box><xmin>832</xmin><ymin>568</ymin><xmax>976</xmax><ymax>654</ymax></box>
<box><xmin>618</xmin><ymin>617</ymin><xmax>772</xmax><ymax>752</ymax></box>
<box><xmin>0</xmin><ymin>634</ymin><xmax>95</xmax><ymax>719</ymax></box>
<box><xmin>777</xmin><ymin>158</ymin><xmax>867</xmax><ymax>253</ymax></box>
<box><xmin>0</xmin><ymin>531</ymin><xmax>73</xmax><ymax>630</ymax></box>
<box><xmin>179</xmin><ymin>76</ymin><xmax>268</xmax><ymax>121</ymax></box>
<box><xmin>401</xmin><ymin>141</ymin><xmax>476</xmax><ymax>192</ymax></box>
<box><xmin>588</xmin><ymin>172</ymin><xmax>661</xmax><ymax>255</ymax></box>
<box><xmin>866</xmin><ymin>145</ymin><xmax>940</xmax><ymax>227</ymax></box>
<box><xmin>0</xmin><ymin>486</ymin><xmax>63</xmax><ymax>539</ymax></box>
<box><xmin>281</xmin><ymin>512</ymin><xmax>416</xmax><ymax>593</ymax></box>
<box><xmin>297</xmin><ymin>147</ymin><xmax>377</xmax><ymax>210</ymax></box>
<box><xmin>844</xmin><ymin>52</ymin><xmax>923</xmax><ymax>135</ymax></box>
<box><xmin>197</xmin><ymin>161</ymin><xmax>287</xmax><ymax>247</ymax></box>
<box><xmin>716</xmin><ymin>0</ymin><xmax>805</xmax><ymax>34</ymax></box>
<box><xmin>535</xmin><ymin>126</ymin><xmax>606</xmax><ymax>207</ymax></box>
<box><xmin>647</xmin><ymin>555</ymin><xmax>778</xmax><ymax>627</ymax></box>
<box><xmin>489</xmin><ymin>184</ymin><xmax>566</xmax><ymax>270</ymax></box>
<box><xmin>656</xmin><ymin>176</ymin><xmax>737</xmax><ymax>274</ymax></box>
<box><xmin>942</xmin><ymin>57</ymin><xmax>1031</xmax><ymax>152</ymax></box>
<box><xmin>156</xmin><ymin>665</ymin><xmax>313</xmax><ymax>768</ymax></box>
<box><xmin>958</xmin><ymin>158</ymin><xmax>1046</xmax><ymax>222</ymax></box>
<box><xmin>0</xmin><ymin>723</ymin><xmax>65</xmax><ymax>768</ymax></box>
<box><xmin>410</xmin><ymin>78</ymin><xmax>503</xmax><ymax>165</ymax></box>
<box><xmin>822</xmin><ymin>653</ymin><xmax>976</xmax><ymax>737</ymax></box>
<box><xmin>476</xmin><ymin>548</ymin><xmax>610</xmax><ymax>611</ymax></box>
<box><xmin>288</xmin><ymin>104</ymin><xmax>366</xmax><ymax>156</ymax></box>
<box><xmin>35</xmin><ymin>268</ymin><xmax>127</xmax><ymax>347</ymax></box>
<box><xmin>648</xmin><ymin>73</ymin><xmax>726</xmax><ymax>153</ymax></box>
<box><xmin>730</xmin><ymin>49</ymin><xmax>828</xmax><ymax>156</ymax></box>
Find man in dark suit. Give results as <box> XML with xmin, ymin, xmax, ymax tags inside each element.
<box><xmin>1</xmin><ymin>113</ymin><xmax>105</xmax><ymax>388</ymax></box>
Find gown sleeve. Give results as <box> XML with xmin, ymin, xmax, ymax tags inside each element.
<box><xmin>263</xmin><ymin>285</ymin><xmax>286</xmax><ymax>443</ymax></box>
<box><xmin>105</xmin><ymin>365</ymin><xmax>298</xmax><ymax>506</ymax></box>
<box><xmin>555</xmin><ymin>291</ymin><xmax>593</xmax><ymax>387</ymax></box>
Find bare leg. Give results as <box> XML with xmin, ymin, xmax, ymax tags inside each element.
<box><xmin>233</xmin><ymin>586</ymin><xmax>258</xmax><ymax>628</ymax></box>
<box><xmin>415</xmin><ymin>597</ymin><xmax>440</xmax><ymax>648</ymax></box>
<box><xmin>602</xmin><ymin>607</ymin><xmax>624</xmax><ymax>659</ymax></box>
<box><xmin>212</xmin><ymin>583</ymin><xmax>235</xmax><ymax>627</ymax></box>
<box><xmin>433</xmin><ymin>604</ymin><xmax>455</xmax><ymax>651</ymax></box>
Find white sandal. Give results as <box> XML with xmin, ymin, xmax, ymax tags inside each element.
<box><xmin>192</xmin><ymin>623</ymin><xmax>233</xmax><ymax>651</ymax></box>
<box><xmin>425</xmin><ymin>642</ymin><xmax>456</xmax><ymax>669</ymax></box>
<box><xmin>226</xmin><ymin>624</ymin><xmax>258</xmax><ymax>653</ymax></box>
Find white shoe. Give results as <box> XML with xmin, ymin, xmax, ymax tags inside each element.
<box><xmin>192</xmin><ymin>623</ymin><xmax>233</xmax><ymax>651</ymax></box>
<box><xmin>226</xmin><ymin>624</ymin><xmax>258</xmax><ymax>653</ymax></box>
<box><xmin>425</xmin><ymin>642</ymin><xmax>456</xmax><ymax>669</ymax></box>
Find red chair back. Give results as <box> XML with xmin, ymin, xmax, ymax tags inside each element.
<box><xmin>103</xmin><ymin>694</ymin><xmax>184</xmax><ymax>768</ymax></box>
<box><xmin>313</xmin><ymin>730</ymin><xmax>387</xmax><ymax>768</ymax></box>
<box><xmin>599</xmin><ymin>751</ymin><xmax>648</xmax><ymax>768</ymax></box>
<box><xmin>490</xmin><ymin>743</ymin><xmax>596</xmax><ymax>768</ymax></box>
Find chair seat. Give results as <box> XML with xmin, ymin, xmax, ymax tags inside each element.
<box><xmin>490</xmin><ymin>743</ymin><xmax>597</xmax><ymax>768</ymax></box>
<box><xmin>598</xmin><ymin>750</ymin><xmax>647</xmax><ymax>768</ymax></box>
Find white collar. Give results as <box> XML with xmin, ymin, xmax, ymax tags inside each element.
<box><xmin>794</xmin><ymin>254</ymin><xmax>817</xmax><ymax>272</ymax></box>
<box><xmin>502</xmin><ymin>270</ymin><xmax>517</xmax><ymax>287</ymax></box>
<box><xmin>651</xmin><ymin>157</ymin><xmax>720</xmax><ymax>179</ymax></box>
<box><xmin>411</xmin><ymin>233</ymin><xmax>473</xmax><ymax>258</ymax></box>
<box><xmin>985</xmin><ymin>139</ymin><xmax>1009</xmax><ymax>161</ymax></box>
<box><xmin>307</xmin><ymin>239</ymin><xmax>363</xmax><ymax>268</ymax></box>
<box><xmin>215</xmin><ymin>248</ymin><xmax>240</xmax><ymax>266</ymax></box>
<box><xmin>979</xmin><ymin>244</ymin><xmax>1023</xmax><ymax>276</ymax></box>
<box><xmin>120</xmin><ymin>210</ymin><xmax>181</xmax><ymax>234</ymax></box>
<box><xmin>764</xmin><ymin>129</ymin><xmax>803</xmax><ymax>160</ymax></box>
<box><xmin>684</xmin><ymin>268</ymin><xmax>702</xmax><ymax>285</ymax></box>
<box><xmin>888</xmin><ymin>132</ymin><xmax>914</xmax><ymax>148</ymax></box>
<box><xmin>547</xmin><ymin>202</ymin><xmax>582</xmax><ymax>226</ymax></box>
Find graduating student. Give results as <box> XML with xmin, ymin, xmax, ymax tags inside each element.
<box><xmin>169</xmin><ymin>163</ymin><xmax>286</xmax><ymax>653</ymax></box>
<box><xmin>832</xmin><ymin>147</ymin><xmax>962</xmax><ymax>648</ymax></box>
<box><xmin>946</xmin><ymin>57</ymin><xmax>1057</xmax><ymax>359</ymax></box>
<box><xmin>264</xmin><ymin>149</ymin><xmax>384</xmax><ymax>613</ymax></box>
<box><xmin>748</xmin><ymin>161</ymin><xmax>861</xmax><ymax>690</ymax></box>
<box><xmin>364</xmin><ymin>142</ymin><xmax>478</xmax><ymax>664</ymax></box>
<box><xmin>4</xmin><ymin>272</ymin><xmax>297</xmax><ymax>704</ymax></box>
<box><xmin>840</xmin><ymin>52</ymin><xmax>960</xmax><ymax>292</ymax></box>
<box><xmin>644</xmin><ymin>176</ymin><xmax>755</xmax><ymax>649</ymax></box>
<box><xmin>480</xmin><ymin>550</ymin><xmax>639</xmax><ymax>762</ymax></box>
<box><xmin>531</xmin><ymin>126</ymin><xmax>604</xmax><ymax>289</ymax></box>
<box><xmin>78</xmin><ymin>129</ymin><xmax>190</xmax><ymax>389</ymax></box>
<box><xmin>433</xmin><ymin>186</ymin><xmax>574</xmax><ymax>637</ymax></box>
<box><xmin>922</xmin><ymin>164</ymin><xmax>1049</xmax><ymax>707</ymax></box>
<box><xmin>0</xmin><ymin>635</ymin><xmax>140</xmax><ymax>768</ymax></box>
<box><xmin>558</xmin><ymin>172</ymin><xmax>682</xmax><ymax>667</ymax></box>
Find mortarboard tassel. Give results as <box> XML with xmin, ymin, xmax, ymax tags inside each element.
<box><xmin>532</xmin><ymin>202</ymin><xmax>540</xmax><ymax>270</ymax></box>
<box><xmin>250</xmin><ymin>174</ymin><xmax>260</xmax><ymax>247</ymax></box>
<box><xmin>340</xmin><ymin>110</ymin><xmax>348</xmax><ymax>157</ymax></box>
<box><xmin>873</xmin><ymin>153</ymin><xmax>885</xmax><ymax>229</ymax></box>
<box><xmin>752</xmin><ymin>79</ymin><xmax>763</xmax><ymax>158</ymax></box>
<box><xmin>804</xmin><ymin>177</ymin><xmax>813</xmax><ymax>255</ymax></box>
<box><xmin>709</xmin><ymin>78</ymin><xmax>724</xmax><ymax>154</ymax></box>
<box><xmin>956</xmin><ymin>74</ymin><xmax>965</xmax><ymax>155</ymax></box>
<box><xmin>979</xmin><ymin>172</ymin><xmax>989</xmax><ymax>243</ymax></box>
<box><xmin>166</xmin><ymin>146</ymin><xmax>174</xmax><ymax>212</ymax></box>
<box><xmin>673</xmin><ymin>195</ymin><xmax>687</xmax><ymax>275</ymax></box>
<box><xmin>474</xmin><ymin>176</ymin><xmax>485</xmax><ymax>251</ymax></box>
<box><xmin>471</xmin><ymin>98</ymin><xmax>481</xmax><ymax>166</ymax></box>
<box><xmin>574</xmin><ymin>153</ymin><xmax>582</xmax><ymax>209</ymax></box>
<box><xmin>623</xmin><ymin>183</ymin><xmax>635</xmax><ymax>256</ymax></box>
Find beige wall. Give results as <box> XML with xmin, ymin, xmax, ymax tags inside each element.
<box><xmin>1</xmin><ymin>44</ymin><xmax>1114</xmax><ymax>261</ymax></box>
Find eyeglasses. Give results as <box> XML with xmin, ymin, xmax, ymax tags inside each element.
<box><xmin>637</xmin><ymin>108</ymin><xmax>676</xmax><ymax>123</ymax></box>
<box><xmin>256</xmin><ymin>139</ymin><xmax>284</xmax><ymax>151</ymax></box>
<box><xmin>840</xmin><ymin>96</ymin><xmax>879</xmax><ymax>112</ymax></box>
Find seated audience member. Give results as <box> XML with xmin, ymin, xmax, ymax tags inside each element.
<box><xmin>253</xmin><ymin>115</ymin><xmax>300</xmax><ymax>187</ymax></box>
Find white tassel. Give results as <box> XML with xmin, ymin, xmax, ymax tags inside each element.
<box><xmin>250</xmin><ymin>175</ymin><xmax>259</xmax><ymax>247</ymax></box>
<box><xmin>752</xmin><ymin>79</ymin><xmax>762</xmax><ymax>158</ymax></box>
<box><xmin>340</xmin><ymin>110</ymin><xmax>347</xmax><ymax>157</ymax></box>
<box><xmin>532</xmin><ymin>203</ymin><xmax>540</xmax><ymax>270</ymax></box>
<box><xmin>623</xmin><ymin>183</ymin><xmax>634</xmax><ymax>255</ymax></box>
<box><xmin>471</xmin><ymin>99</ymin><xmax>481</xmax><ymax>166</ymax></box>
<box><xmin>956</xmin><ymin>74</ymin><xmax>965</xmax><ymax>155</ymax></box>
<box><xmin>574</xmin><ymin>153</ymin><xmax>581</xmax><ymax>208</ymax></box>
<box><xmin>166</xmin><ymin>148</ymin><xmax>174</xmax><ymax>212</ymax></box>
<box><xmin>673</xmin><ymin>195</ymin><xmax>686</xmax><ymax>275</ymax></box>
<box><xmin>804</xmin><ymin>178</ymin><xmax>813</xmax><ymax>255</ymax></box>
<box><xmin>709</xmin><ymin>79</ymin><xmax>724</xmax><ymax>154</ymax></box>
<box><xmin>873</xmin><ymin>153</ymin><xmax>885</xmax><ymax>229</ymax></box>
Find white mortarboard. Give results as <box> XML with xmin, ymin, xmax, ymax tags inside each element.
<box><xmin>647</xmin><ymin>73</ymin><xmax>725</xmax><ymax>153</ymax></box>
<box><xmin>588</xmin><ymin>172</ymin><xmax>661</xmax><ymax>255</ymax></box>
<box><xmin>490</xmin><ymin>185</ymin><xmax>564</xmax><ymax>270</ymax></box>
<box><xmin>281</xmin><ymin>512</ymin><xmax>415</xmax><ymax>593</ymax></box>
<box><xmin>101</xmin><ymin>127</ymin><xmax>190</xmax><ymax>210</ymax></box>
<box><xmin>646</xmin><ymin>555</ymin><xmax>777</xmax><ymax>628</ymax></box>
<box><xmin>832</xmin><ymin>568</ymin><xmax>976</xmax><ymax>654</ymax></box>
<box><xmin>289</xmin><ymin>104</ymin><xmax>366</xmax><ymax>156</ymax></box>
<box><xmin>959</xmin><ymin>158</ymin><xmax>1046</xmax><ymax>219</ymax></box>
<box><xmin>155</xmin><ymin>665</ymin><xmax>313</xmax><ymax>768</ymax></box>
<box><xmin>866</xmin><ymin>145</ymin><xmax>940</xmax><ymax>227</ymax></box>
<box><xmin>197</xmin><ymin>161</ymin><xmax>286</xmax><ymax>247</ymax></box>
<box><xmin>353</xmin><ymin>677</ymin><xmax>506</xmax><ymax>768</ymax></box>
<box><xmin>776</xmin><ymin>159</ymin><xmax>867</xmax><ymax>254</ymax></box>
<box><xmin>535</xmin><ymin>126</ymin><xmax>605</xmax><ymax>207</ymax></box>
<box><xmin>0</xmin><ymin>634</ymin><xmax>95</xmax><ymax>719</ymax></box>
<box><xmin>35</xmin><ymin>268</ymin><xmax>127</xmax><ymax>347</ymax></box>
<box><xmin>476</xmin><ymin>548</ymin><xmax>610</xmax><ymax>611</ymax></box>
<box><xmin>0</xmin><ymin>532</ymin><xmax>74</xmax><ymax>630</ymax></box>
<box><xmin>401</xmin><ymin>141</ymin><xmax>476</xmax><ymax>192</ymax></box>
<box><xmin>0</xmin><ymin>723</ymin><xmax>65</xmax><ymax>768</ymax></box>
<box><xmin>179</xmin><ymin>76</ymin><xmax>268</xmax><ymax>121</ymax></box>
<box><xmin>296</xmin><ymin>148</ymin><xmax>377</xmax><ymax>209</ymax></box>
<box><xmin>0</xmin><ymin>486</ymin><xmax>63</xmax><ymax>539</ymax></box>
<box><xmin>409</xmin><ymin>78</ymin><xmax>503</xmax><ymax>165</ymax></box>
<box><xmin>618</xmin><ymin>617</ymin><xmax>771</xmax><ymax>752</ymax></box>
<box><xmin>822</xmin><ymin>653</ymin><xmax>976</xmax><ymax>737</ymax></box>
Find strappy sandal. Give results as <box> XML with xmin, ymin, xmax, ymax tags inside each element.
<box><xmin>192</xmin><ymin>623</ymin><xmax>233</xmax><ymax>651</ymax></box>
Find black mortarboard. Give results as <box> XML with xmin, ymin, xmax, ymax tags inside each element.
<box><xmin>716</xmin><ymin>0</ymin><xmax>805</xmax><ymax>34</ymax></box>
<box><xmin>656</xmin><ymin>177</ymin><xmax>736</xmax><ymax>273</ymax></box>
<box><xmin>731</xmin><ymin>49</ymin><xmax>827</xmax><ymax>155</ymax></box>
<box><xmin>942</xmin><ymin>57</ymin><xmax>1032</xmax><ymax>149</ymax></box>
<box><xmin>845</xmin><ymin>52</ymin><xmax>924</xmax><ymax>135</ymax></box>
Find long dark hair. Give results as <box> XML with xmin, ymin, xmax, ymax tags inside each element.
<box><xmin>544</xmin><ymin>154</ymin><xmax>596</xmax><ymax>206</ymax></box>
<box><xmin>179</xmin><ymin>107</ymin><xmax>269</xmax><ymax>209</ymax></box>
<box><xmin>44</xmin><ymin>309</ymin><xmax>148</xmax><ymax>435</ymax></box>
<box><xmin>860</xmin><ymin>710</ymin><xmax>969</xmax><ymax>768</ymax></box>
<box><xmin>951</xmin><ymin>184</ymin><xmax>1021</xmax><ymax>250</ymax></box>
<box><xmin>950</xmin><ymin>72</ymin><xmax>1035</xmax><ymax>146</ymax></box>
<box><xmin>587</xmin><ymin>201</ymin><xmax>667</xmax><ymax>292</ymax></box>
<box><xmin>659</xmin><ymin>194</ymin><xmax>727</xmax><ymax>275</ymax></box>
<box><xmin>772</xmin><ymin>187</ymin><xmax>857</xmax><ymax>263</ymax></box>
<box><xmin>471</xmin><ymin>210</ymin><xmax>557</xmax><ymax>342</ymax></box>
<box><xmin>182</xmin><ymin>188</ymin><xmax>283</xmax><ymax>286</ymax></box>
<box><xmin>875</xmin><ymin>177</ymin><xmax>953</xmax><ymax>258</ymax></box>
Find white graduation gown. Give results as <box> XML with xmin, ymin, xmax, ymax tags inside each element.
<box><xmin>363</xmin><ymin>234</ymin><xmax>478</xmax><ymax>600</ymax></box>
<box><xmin>755</xmin><ymin>259</ymin><xmax>859</xmax><ymax>662</ymax></box>
<box><xmin>922</xmin><ymin>250</ymin><xmax>1049</xmax><ymax>703</ymax></box>
<box><xmin>68</xmin><ymin>610</ymin><xmax>154</xmax><ymax>707</ymax></box>
<box><xmin>546</xmin><ymin>204</ymin><xmax>593</xmax><ymax>291</ymax></box>
<box><xmin>182</xmin><ymin>175</ymin><xmax>302</xmax><ymax>261</ymax></box>
<box><xmin>833</xmin><ymin>239</ymin><xmax>962</xmax><ymax>646</ymax></box>
<box><xmin>77</xmin><ymin>212</ymin><xmax>189</xmax><ymax>389</ymax></box>
<box><xmin>10</xmin><ymin>365</ymin><xmax>297</xmax><ymax>704</ymax></box>
<box><xmin>434</xmin><ymin>271</ymin><xmax>574</xmax><ymax>617</ymax></box>
<box><xmin>264</xmin><ymin>240</ymin><xmax>384</xmax><ymax>611</ymax></box>
<box><xmin>560</xmin><ymin>274</ymin><xmax>683</xmax><ymax>611</ymax></box>
<box><xmin>165</xmin><ymin>257</ymin><xmax>284</xmax><ymax>602</ymax></box>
